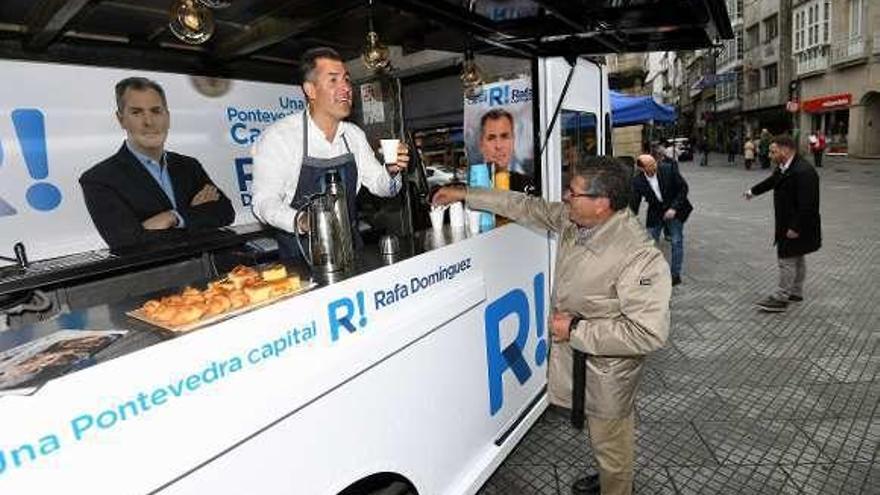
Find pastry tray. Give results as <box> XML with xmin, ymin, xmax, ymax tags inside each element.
<box><xmin>126</xmin><ymin>281</ymin><xmax>316</xmax><ymax>334</ymax></box>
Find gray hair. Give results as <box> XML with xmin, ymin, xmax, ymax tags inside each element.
<box><xmin>299</xmin><ymin>47</ymin><xmax>344</xmax><ymax>84</ymax></box>
<box><xmin>573</xmin><ymin>156</ymin><xmax>632</xmax><ymax>211</ymax></box>
<box><xmin>115</xmin><ymin>77</ymin><xmax>167</xmax><ymax>112</ymax></box>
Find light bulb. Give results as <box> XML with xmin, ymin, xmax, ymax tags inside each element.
<box><xmin>362</xmin><ymin>31</ymin><xmax>391</xmax><ymax>71</ymax></box>
<box><xmin>169</xmin><ymin>0</ymin><xmax>215</xmax><ymax>44</ymax></box>
<box><xmin>461</xmin><ymin>59</ymin><xmax>484</xmax><ymax>98</ymax></box>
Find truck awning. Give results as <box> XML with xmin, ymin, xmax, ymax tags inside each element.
<box><xmin>0</xmin><ymin>0</ymin><xmax>733</xmax><ymax>83</ymax></box>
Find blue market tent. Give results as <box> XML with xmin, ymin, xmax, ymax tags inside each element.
<box><xmin>610</xmin><ymin>91</ymin><xmax>677</xmax><ymax>127</ymax></box>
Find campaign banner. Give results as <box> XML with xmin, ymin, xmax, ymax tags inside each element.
<box><xmin>0</xmin><ymin>60</ymin><xmax>304</xmax><ymax>261</ymax></box>
<box><xmin>463</xmin><ymin>77</ymin><xmax>534</xmax><ymax>178</ymax></box>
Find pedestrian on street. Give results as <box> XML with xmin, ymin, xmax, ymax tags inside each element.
<box><xmin>699</xmin><ymin>135</ymin><xmax>709</xmax><ymax>167</ymax></box>
<box><xmin>727</xmin><ymin>135</ymin><xmax>739</xmax><ymax>165</ymax></box>
<box><xmin>758</xmin><ymin>129</ymin><xmax>772</xmax><ymax>169</ymax></box>
<box><xmin>744</xmin><ymin>135</ymin><xmax>821</xmax><ymax>312</ymax></box>
<box><xmin>432</xmin><ymin>157</ymin><xmax>671</xmax><ymax>495</ymax></box>
<box><xmin>743</xmin><ymin>136</ymin><xmax>755</xmax><ymax>170</ymax></box>
<box><xmin>809</xmin><ymin>130</ymin><xmax>826</xmax><ymax>168</ymax></box>
<box><xmin>631</xmin><ymin>154</ymin><xmax>693</xmax><ymax>286</ymax></box>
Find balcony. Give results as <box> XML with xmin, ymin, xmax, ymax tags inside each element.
<box><xmin>763</xmin><ymin>43</ymin><xmax>776</xmax><ymax>58</ymax></box>
<box><xmin>795</xmin><ymin>48</ymin><xmax>829</xmax><ymax>76</ymax></box>
<box><xmin>832</xmin><ymin>35</ymin><xmax>867</xmax><ymax>65</ymax></box>
<box><xmin>742</xmin><ymin>87</ymin><xmax>781</xmax><ymax>111</ymax></box>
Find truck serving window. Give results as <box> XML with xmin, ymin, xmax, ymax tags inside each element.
<box><xmin>560</xmin><ymin>110</ymin><xmax>597</xmax><ymax>188</ymax></box>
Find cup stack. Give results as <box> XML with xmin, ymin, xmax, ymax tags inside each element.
<box><xmin>468</xmin><ymin>163</ymin><xmax>495</xmax><ymax>233</ymax></box>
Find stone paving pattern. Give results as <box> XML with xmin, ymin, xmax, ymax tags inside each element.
<box><xmin>478</xmin><ymin>154</ymin><xmax>880</xmax><ymax>494</ymax></box>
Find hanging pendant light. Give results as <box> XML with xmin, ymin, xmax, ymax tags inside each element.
<box><xmin>169</xmin><ymin>0</ymin><xmax>215</xmax><ymax>45</ymax></box>
<box><xmin>461</xmin><ymin>49</ymin><xmax>485</xmax><ymax>98</ymax></box>
<box><xmin>362</xmin><ymin>0</ymin><xmax>391</xmax><ymax>72</ymax></box>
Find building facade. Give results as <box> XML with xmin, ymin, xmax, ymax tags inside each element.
<box><xmin>792</xmin><ymin>0</ymin><xmax>880</xmax><ymax>157</ymax></box>
<box><xmin>715</xmin><ymin>0</ymin><xmax>746</xmax><ymax>150</ymax></box>
<box><xmin>741</xmin><ymin>0</ymin><xmax>794</xmax><ymax>142</ymax></box>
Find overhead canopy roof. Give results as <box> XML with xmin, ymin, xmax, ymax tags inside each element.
<box><xmin>0</xmin><ymin>0</ymin><xmax>732</xmax><ymax>83</ymax></box>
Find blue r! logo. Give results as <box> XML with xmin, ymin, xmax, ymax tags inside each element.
<box><xmin>484</xmin><ymin>272</ymin><xmax>546</xmax><ymax>415</ymax></box>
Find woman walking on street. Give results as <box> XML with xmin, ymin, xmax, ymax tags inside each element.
<box><xmin>743</xmin><ymin>136</ymin><xmax>755</xmax><ymax>170</ymax></box>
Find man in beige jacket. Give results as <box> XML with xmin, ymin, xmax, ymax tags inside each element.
<box><xmin>434</xmin><ymin>157</ymin><xmax>671</xmax><ymax>495</ymax></box>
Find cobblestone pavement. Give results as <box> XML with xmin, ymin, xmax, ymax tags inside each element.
<box><xmin>478</xmin><ymin>153</ymin><xmax>880</xmax><ymax>494</ymax></box>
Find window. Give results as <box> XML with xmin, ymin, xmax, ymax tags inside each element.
<box><xmin>747</xmin><ymin>69</ymin><xmax>760</xmax><ymax>93</ymax></box>
<box><xmin>747</xmin><ymin>24</ymin><xmax>760</xmax><ymax>50</ymax></box>
<box><xmin>793</xmin><ymin>0</ymin><xmax>831</xmax><ymax>55</ymax></box>
<box><xmin>763</xmin><ymin>15</ymin><xmax>778</xmax><ymax>43</ymax></box>
<box><xmin>849</xmin><ymin>0</ymin><xmax>863</xmax><ymax>36</ymax></box>
<box><xmin>560</xmin><ymin>111</ymin><xmax>597</xmax><ymax>189</ymax></box>
<box><xmin>763</xmin><ymin>63</ymin><xmax>778</xmax><ymax>88</ymax></box>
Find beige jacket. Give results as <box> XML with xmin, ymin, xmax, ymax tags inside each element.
<box><xmin>468</xmin><ymin>189</ymin><xmax>671</xmax><ymax>419</ymax></box>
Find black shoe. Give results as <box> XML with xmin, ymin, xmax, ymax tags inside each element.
<box><xmin>672</xmin><ymin>275</ymin><xmax>682</xmax><ymax>286</ymax></box>
<box><xmin>571</xmin><ymin>474</ymin><xmax>600</xmax><ymax>495</ymax></box>
<box><xmin>756</xmin><ymin>296</ymin><xmax>787</xmax><ymax>312</ymax></box>
<box><xmin>788</xmin><ymin>295</ymin><xmax>804</xmax><ymax>302</ymax></box>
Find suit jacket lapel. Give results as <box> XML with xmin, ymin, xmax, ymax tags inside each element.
<box><xmin>116</xmin><ymin>143</ymin><xmax>173</xmax><ymax>210</ymax></box>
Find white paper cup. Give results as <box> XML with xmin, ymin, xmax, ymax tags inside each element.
<box><xmin>467</xmin><ymin>210</ymin><xmax>482</xmax><ymax>236</ymax></box>
<box><xmin>380</xmin><ymin>139</ymin><xmax>400</xmax><ymax>164</ymax></box>
<box><xmin>429</xmin><ymin>206</ymin><xmax>447</xmax><ymax>231</ymax></box>
<box><xmin>448</xmin><ymin>201</ymin><xmax>465</xmax><ymax>227</ymax></box>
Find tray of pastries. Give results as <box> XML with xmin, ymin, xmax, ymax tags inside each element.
<box><xmin>127</xmin><ymin>264</ymin><xmax>313</xmax><ymax>333</ymax></box>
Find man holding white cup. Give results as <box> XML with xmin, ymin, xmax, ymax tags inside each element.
<box><xmin>251</xmin><ymin>47</ymin><xmax>409</xmax><ymax>260</ymax></box>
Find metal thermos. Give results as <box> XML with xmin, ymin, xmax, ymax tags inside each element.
<box><xmin>294</xmin><ymin>171</ymin><xmax>355</xmax><ymax>274</ymax></box>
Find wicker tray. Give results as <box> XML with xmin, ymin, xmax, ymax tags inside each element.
<box><xmin>127</xmin><ymin>281</ymin><xmax>316</xmax><ymax>334</ymax></box>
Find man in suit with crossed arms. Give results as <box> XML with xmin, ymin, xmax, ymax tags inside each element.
<box><xmin>80</xmin><ymin>77</ymin><xmax>234</xmax><ymax>250</ymax></box>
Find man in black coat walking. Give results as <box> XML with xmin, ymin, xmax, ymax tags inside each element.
<box><xmin>744</xmin><ymin>135</ymin><xmax>821</xmax><ymax>312</ymax></box>
<box><xmin>631</xmin><ymin>154</ymin><xmax>694</xmax><ymax>286</ymax></box>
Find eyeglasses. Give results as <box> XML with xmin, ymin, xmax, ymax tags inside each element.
<box><xmin>566</xmin><ymin>186</ymin><xmax>602</xmax><ymax>199</ymax></box>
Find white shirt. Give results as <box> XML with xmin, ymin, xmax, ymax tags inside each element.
<box><xmin>779</xmin><ymin>154</ymin><xmax>794</xmax><ymax>174</ymax></box>
<box><xmin>646</xmin><ymin>173</ymin><xmax>663</xmax><ymax>202</ymax></box>
<box><xmin>250</xmin><ymin>110</ymin><xmax>401</xmax><ymax>233</ymax></box>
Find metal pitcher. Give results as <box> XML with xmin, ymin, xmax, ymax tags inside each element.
<box><xmin>294</xmin><ymin>171</ymin><xmax>355</xmax><ymax>273</ymax></box>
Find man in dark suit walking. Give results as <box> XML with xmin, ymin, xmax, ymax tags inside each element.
<box><xmin>630</xmin><ymin>154</ymin><xmax>693</xmax><ymax>286</ymax></box>
<box><xmin>80</xmin><ymin>77</ymin><xmax>234</xmax><ymax>250</ymax></box>
<box><xmin>744</xmin><ymin>135</ymin><xmax>821</xmax><ymax>312</ymax></box>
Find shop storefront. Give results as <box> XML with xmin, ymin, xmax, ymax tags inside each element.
<box><xmin>802</xmin><ymin>93</ymin><xmax>852</xmax><ymax>155</ymax></box>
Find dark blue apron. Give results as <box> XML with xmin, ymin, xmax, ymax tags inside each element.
<box><xmin>275</xmin><ymin>111</ymin><xmax>360</xmax><ymax>260</ymax></box>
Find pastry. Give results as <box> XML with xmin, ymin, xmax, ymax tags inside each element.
<box><xmin>205</xmin><ymin>294</ymin><xmax>231</xmax><ymax>316</ymax></box>
<box><xmin>244</xmin><ymin>282</ymin><xmax>272</xmax><ymax>303</ymax></box>
<box><xmin>228</xmin><ymin>265</ymin><xmax>260</xmax><ymax>289</ymax></box>
<box><xmin>228</xmin><ymin>290</ymin><xmax>249</xmax><ymax>309</ymax></box>
<box><xmin>152</xmin><ymin>304</ymin><xmax>178</xmax><ymax>323</ymax></box>
<box><xmin>169</xmin><ymin>304</ymin><xmax>206</xmax><ymax>326</ymax></box>
<box><xmin>261</xmin><ymin>264</ymin><xmax>288</xmax><ymax>282</ymax></box>
<box><xmin>142</xmin><ymin>299</ymin><xmax>162</xmax><ymax>317</ymax></box>
<box><xmin>269</xmin><ymin>276</ymin><xmax>300</xmax><ymax>296</ymax></box>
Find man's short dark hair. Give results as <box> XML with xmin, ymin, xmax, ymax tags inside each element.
<box><xmin>771</xmin><ymin>134</ymin><xmax>796</xmax><ymax>150</ymax></box>
<box><xmin>479</xmin><ymin>108</ymin><xmax>515</xmax><ymax>137</ymax></box>
<box><xmin>300</xmin><ymin>47</ymin><xmax>344</xmax><ymax>84</ymax></box>
<box><xmin>115</xmin><ymin>77</ymin><xmax>167</xmax><ymax>112</ymax></box>
<box><xmin>573</xmin><ymin>156</ymin><xmax>632</xmax><ymax>211</ymax></box>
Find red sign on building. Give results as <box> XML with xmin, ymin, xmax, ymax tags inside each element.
<box><xmin>801</xmin><ymin>93</ymin><xmax>852</xmax><ymax>113</ymax></box>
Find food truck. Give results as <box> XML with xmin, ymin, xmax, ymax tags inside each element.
<box><xmin>0</xmin><ymin>1</ymin><xmax>731</xmax><ymax>493</ymax></box>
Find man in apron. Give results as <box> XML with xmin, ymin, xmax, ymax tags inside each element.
<box><xmin>250</xmin><ymin>47</ymin><xmax>408</xmax><ymax>260</ymax></box>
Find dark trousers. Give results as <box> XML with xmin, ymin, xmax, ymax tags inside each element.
<box><xmin>813</xmin><ymin>151</ymin><xmax>823</xmax><ymax>167</ymax></box>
